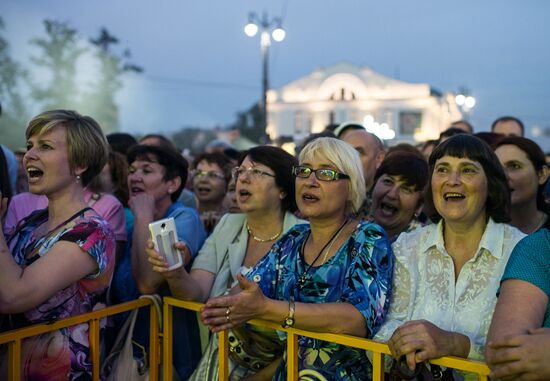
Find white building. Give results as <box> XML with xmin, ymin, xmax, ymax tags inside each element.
<box><xmin>266</xmin><ymin>62</ymin><xmax>462</xmax><ymax>144</ymax></box>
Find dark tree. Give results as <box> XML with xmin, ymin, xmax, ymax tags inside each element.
<box><xmin>29</xmin><ymin>19</ymin><xmax>86</xmax><ymax>110</ymax></box>
<box><xmin>83</xmin><ymin>27</ymin><xmax>143</xmax><ymax>133</ymax></box>
<box><xmin>0</xmin><ymin>17</ymin><xmax>29</xmax><ymax>149</ymax></box>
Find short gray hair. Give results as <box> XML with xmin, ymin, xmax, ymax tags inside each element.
<box><xmin>299</xmin><ymin>137</ymin><xmax>366</xmax><ymax>214</ymax></box>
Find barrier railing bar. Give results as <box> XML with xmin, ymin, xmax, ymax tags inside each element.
<box><xmin>162</xmin><ymin>299</ymin><xmax>173</xmax><ymax>381</ymax></box>
<box><xmin>0</xmin><ymin>298</ymin><xmax>152</xmax><ymax>344</ymax></box>
<box><xmin>7</xmin><ymin>340</ymin><xmax>21</xmax><ymax>381</ymax></box>
<box><xmin>372</xmin><ymin>352</ymin><xmax>384</xmax><ymax>381</ymax></box>
<box><xmin>149</xmin><ymin>302</ymin><xmax>159</xmax><ymax>381</ymax></box>
<box><xmin>287</xmin><ymin>331</ymin><xmax>299</xmax><ymax>380</ymax></box>
<box><xmin>89</xmin><ymin>318</ymin><xmax>101</xmax><ymax>381</ymax></box>
<box><xmin>0</xmin><ymin>298</ymin><xmax>155</xmax><ymax>381</ymax></box>
<box><xmin>162</xmin><ymin>297</ymin><xmax>490</xmax><ymax>379</ymax></box>
<box><xmin>218</xmin><ymin>329</ymin><xmax>229</xmax><ymax>381</ymax></box>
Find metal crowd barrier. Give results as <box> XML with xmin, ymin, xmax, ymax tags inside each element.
<box><xmin>1</xmin><ymin>297</ymin><xmax>491</xmax><ymax>380</ymax></box>
<box><xmin>0</xmin><ymin>298</ymin><xmax>159</xmax><ymax>381</ymax></box>
<box><xmin>163</xmin><ymin>296</ymin><xmax>491</xmax><ymax>381</ymax></box>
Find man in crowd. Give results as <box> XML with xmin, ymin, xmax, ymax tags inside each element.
<box><xmin>491</xmin><ymin>116</ymin><xmax>524</xmax><ymax>137</ymax></box>
<box><xmin>336</xmin><ymin>122</ymin><xmax>386</xmax><ymax>217</ymax></box>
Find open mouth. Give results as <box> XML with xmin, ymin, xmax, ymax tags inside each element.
<box><xmin>196</xmin><ymin>186</ymin><xmax>211</xmax><ymax>195</ymax></box>
<box><xmin>130</xmin><ymin>186</ymin><xmax>145</xmax><ymax>194</ymax></box>
<box><xmin>379</xmin><ymin>202</ymin><xmax>398</xmax><ymax>216</ymax></box>
<box><xmin>27</xmin><ymin>167</ymin><xmax>44</xmax><ymax>180</ymax></box>
<box><xmin>444</xmin><ymin>192</ymin><xmax>465</xmax><ymax>201</ymax></box>
<box><xmin>302</xmin><ymin>192</ymin><xmax>319</xmax><ymax>202</ymax></box>
<box><xmin>238</xmin><ymin>189</ymin><xmax>252</xmax><ymax>202</ymax></box>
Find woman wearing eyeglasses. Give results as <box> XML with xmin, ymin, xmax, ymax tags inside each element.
<box><xmin>200</xmin><ymin>137</ymin><xmax>393</xmax><ymax>381</ymax></box>
<box><xmin>191</xmin><ymin>152</ymin><xmax>235</xmax><ymax>234</ymax></box>
<box><xmin>146</xmin><ymin>145</ymin><xmax>304</xmax><ymax>380</ymax></box>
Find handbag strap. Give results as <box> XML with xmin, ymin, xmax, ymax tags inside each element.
<box><xmin>139</xmin><ymin>294</ymin><xmax>163</xmax><ymax>330</ymax></box>
<box><xmin>101</xmin><ymin>294</ymin><xmax>163</xmax><ymax>376</ymax></box>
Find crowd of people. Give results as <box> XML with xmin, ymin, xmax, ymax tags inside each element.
<box><xmin>0</xmin><ymin>109</ymin><xmax>549</xmax><ymax>381</ymax></box>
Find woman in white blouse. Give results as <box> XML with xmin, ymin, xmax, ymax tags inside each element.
<box><xmin>375</xmin><ymin>134</ymin><xmax>525</xmax><ymax>371</ymax></box>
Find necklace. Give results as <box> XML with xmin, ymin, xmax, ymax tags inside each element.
<box><xmin>321</xmin><ymin>221</ymin><xmax>347</xmax><ymax>264</ymax></box>
<box><xmin>246</xmin><ymin>222</ymin><xmax>282</xmax><ymax>243</ymax></box>
<box><xmin>298</xmin><ymin>219</ymin><xmax>349</xmax><ymax>288</ymax></box>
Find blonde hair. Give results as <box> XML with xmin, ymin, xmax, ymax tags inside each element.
<box><xmin>299</xmin><ymin>137</ymin><xmax>366</xmax><ymax>214</ymax></box>
<box><xmin>26</xmin><ymin>110</ymin><xmax>108</xmax><ymax>186</ymax></box>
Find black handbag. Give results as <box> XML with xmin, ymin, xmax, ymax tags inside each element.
<box><xmin>388</xmin><ymin>356</ymin><xmax>454</xmax><ymax>381</ymax></box>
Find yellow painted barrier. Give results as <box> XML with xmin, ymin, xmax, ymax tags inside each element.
<box><xmin>163</xmin><ymin>296</ymin><xmax>491</xmax><ymax>381</ymax></box>
<box><xmin>1</xmin><ymin>297</ymin><xmax>491</xmax><ymax>380</ymax></box>
<box><xmin>0</xmin><ymin>298</ymin><xmax>159</xmax><ymax>381</ymax></box>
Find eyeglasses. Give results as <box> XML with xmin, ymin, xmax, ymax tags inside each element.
<box><xmin>192</xmin><ymin>170</ymin><xmax>226</xmax><ymax>181</ymax></box>
<box><xmin>292</xmin><ymin>165</ymin><xmax>350</xmax><ymax>181</ymax></box>
<box><xmin>232</xmin><ymin>166</ymin><xmax>275</xmax><ymax>180</ymax></box>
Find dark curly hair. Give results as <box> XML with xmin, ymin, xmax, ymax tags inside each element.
<box><xmin>424</xmin><ymin>134</ymin><xmax>510</xmax><ymax>223</ymax></box>
<box><xmin>127</xmin><ymin>144</ymin><xmax>188</xmax><ymax>202</ymax></box>
<box><xmin>237</xmin><ymin>145</ymin><xmax>298</xmax><ymax>213</ymax></box>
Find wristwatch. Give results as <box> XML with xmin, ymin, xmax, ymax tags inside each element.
<box><xmin>282</xmin><ymin>298</ymin><xmax>295</xmax><ymax>328</ymax></box>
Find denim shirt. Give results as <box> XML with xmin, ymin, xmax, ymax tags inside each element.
<box><xmin>110</xmin><ymin>201</ymin><xmax>206</xmax><ymax>379</ymax></box>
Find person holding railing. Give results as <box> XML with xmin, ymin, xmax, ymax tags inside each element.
<box><xmin>0</xmin><ymin>110</ymin><xmax>116</xmax><ymax>381</ymax></box>
<box><xmin>374</xmin><ymin>134</ymin><xmax>525</xmax><ymax>376</ymax></box>
<box><xmin>147</xmin><ymin>145</ymin><xmax>304</xmax><ymax>380</ymax></box>
<box><xmin>199</xmin><ymin>137</ymin><xmax>394</xmax><ymax>380</ymax></box>
<box><xmin>486</xmin><ymin>229</ymin><xmax>550</xmax><ymax>380</ymax></box>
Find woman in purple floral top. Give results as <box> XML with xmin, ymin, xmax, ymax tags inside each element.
<box><xmin>0</xmin><ymin>110</ymin><xmax>115</xmax><ymax>381</ymax></box>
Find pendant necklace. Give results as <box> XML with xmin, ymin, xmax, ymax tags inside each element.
<box><xmin>246</xmin><ymin>222</ymin><xmax>282</xmax><ymax>243</ymax></box>
<box><xmin>297</xmin><ymin>219</ymin><xmax>348</xmax><ymax>289</ymax></box>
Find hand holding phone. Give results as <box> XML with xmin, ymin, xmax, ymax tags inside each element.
<box><xmin>148</xmin><ymin>217</ymin><xmax>183</xmax><ymax>270</ymax></box>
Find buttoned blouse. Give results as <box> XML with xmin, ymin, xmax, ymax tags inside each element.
<box><xmin>375</xmin><ymin>218</ymin><xmax>525</xmax><ymax>360</ymax></box>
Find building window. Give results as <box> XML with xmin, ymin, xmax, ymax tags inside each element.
<box><xmin>399</xmin><ymin>111</ymin><xmax>422</xmax><ymax>135</ymax></box>
<box><xmin>294</xmin><ymin>111</ymin><xmax>303</xmax><ymax>134</ymax></box>
<box><xmin>330</xmin><ymin>88</ymin><xmax>356</xmax><ymax>101</ymax></box>
<box><xmin>305</xmin><ymin>113</ymin><xmax>312</xmax><ymax>133</ymax></box>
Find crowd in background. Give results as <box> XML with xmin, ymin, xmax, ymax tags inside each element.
<box><xmin>0</xmin><ymin>110</ymin><xmax>549</xmax><ymax>381</ymax></box>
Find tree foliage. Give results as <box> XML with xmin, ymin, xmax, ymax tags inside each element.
<box><xmin>83</xmin><ymin>28</ymin><xmax>143</xmax><ymax>133</ymax></box>
<box><xmin>29</xmin><ymin>19</ymin><xmax>86</xmax><ymax>111</ymax></box>
<box><xmin>170</xmin><ymin>127</ymin><xmax>217</xmax><ymax>154</ymax></box>
<box><xmin>1</xmin><ymin>18</ymin><xmax>144</xmax><ymax>149</ymax></box>
<box><xmin>227</xmin><ymin>102</ymin><xmax>265</xmax><ymax>144</ymax></box>
<box><xmin>0</xmin><ymin>17</ymin><xmax>29</xmax><ymax>149</ymax></box>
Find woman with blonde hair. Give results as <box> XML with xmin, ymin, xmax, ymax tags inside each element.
<box><xmin>147</xmin><ymin>145</ymin><xmax>303</xmax><ymax>380</ymax></box>
<box><xmin>0</xmin><ymin>110</ymin><xmax>115</xmax><ymax>380</ymax></box>
<box><xmin>199</xmin><ymin>137</ymin><xmax>393</xmax><ymax>380</ymax></box>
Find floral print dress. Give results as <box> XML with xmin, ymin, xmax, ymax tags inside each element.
<box><xmin>247</xmin><ymin>220</ymin><xmax>393</xmax><ymax>380</ymax></box>
<box><xmin>4</xmin><ymin>208</ymin><xmax>115</xmax><ymax>381</ymax></box>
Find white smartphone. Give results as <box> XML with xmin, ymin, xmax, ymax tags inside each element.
<box><xmin>148</xmin><ymin>217</ymin><xmax>183</xmax><ymax>270</ymax></box>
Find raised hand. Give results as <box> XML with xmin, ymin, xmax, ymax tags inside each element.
<box><xmin>145</xmin><ymin>239</ymin><xmax>191</xmax><ymax>278</ymax></box>
<box><xmin>128</xmin><ymin>192</ymin><xmax>156</xmax><ymax>220</ymax></box>
<box><xmin>200</xmin><ymin>273</ymin><xmax>267</xmax><ymax>332</ymax></box>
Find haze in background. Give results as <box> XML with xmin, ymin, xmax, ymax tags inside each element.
<box><xmin>3</xmin><ymin>0</ymin><xmax>550</xmax><ymax>148</ymax></box>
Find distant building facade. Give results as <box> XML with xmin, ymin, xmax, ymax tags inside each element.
<box><xmin>266</xmin><ymin>63</ymin><xmax>462</xmax><ymax>144</ymax></box>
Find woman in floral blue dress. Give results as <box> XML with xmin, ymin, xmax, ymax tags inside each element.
<box><xmin>201</xmin><ymin>137</ymin><xmax>393</xmax><ymax>380</ymax></box>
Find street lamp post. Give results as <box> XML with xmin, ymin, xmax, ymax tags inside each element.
<box><xmin>244</xmin><ymin>12</ymin><xmax>286</xmax><ymax>142</ymax></box>
<box><xmin>455</xmin><ymin>87</ymin><xmax>476</xmax><ymax>120</ymax></box>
